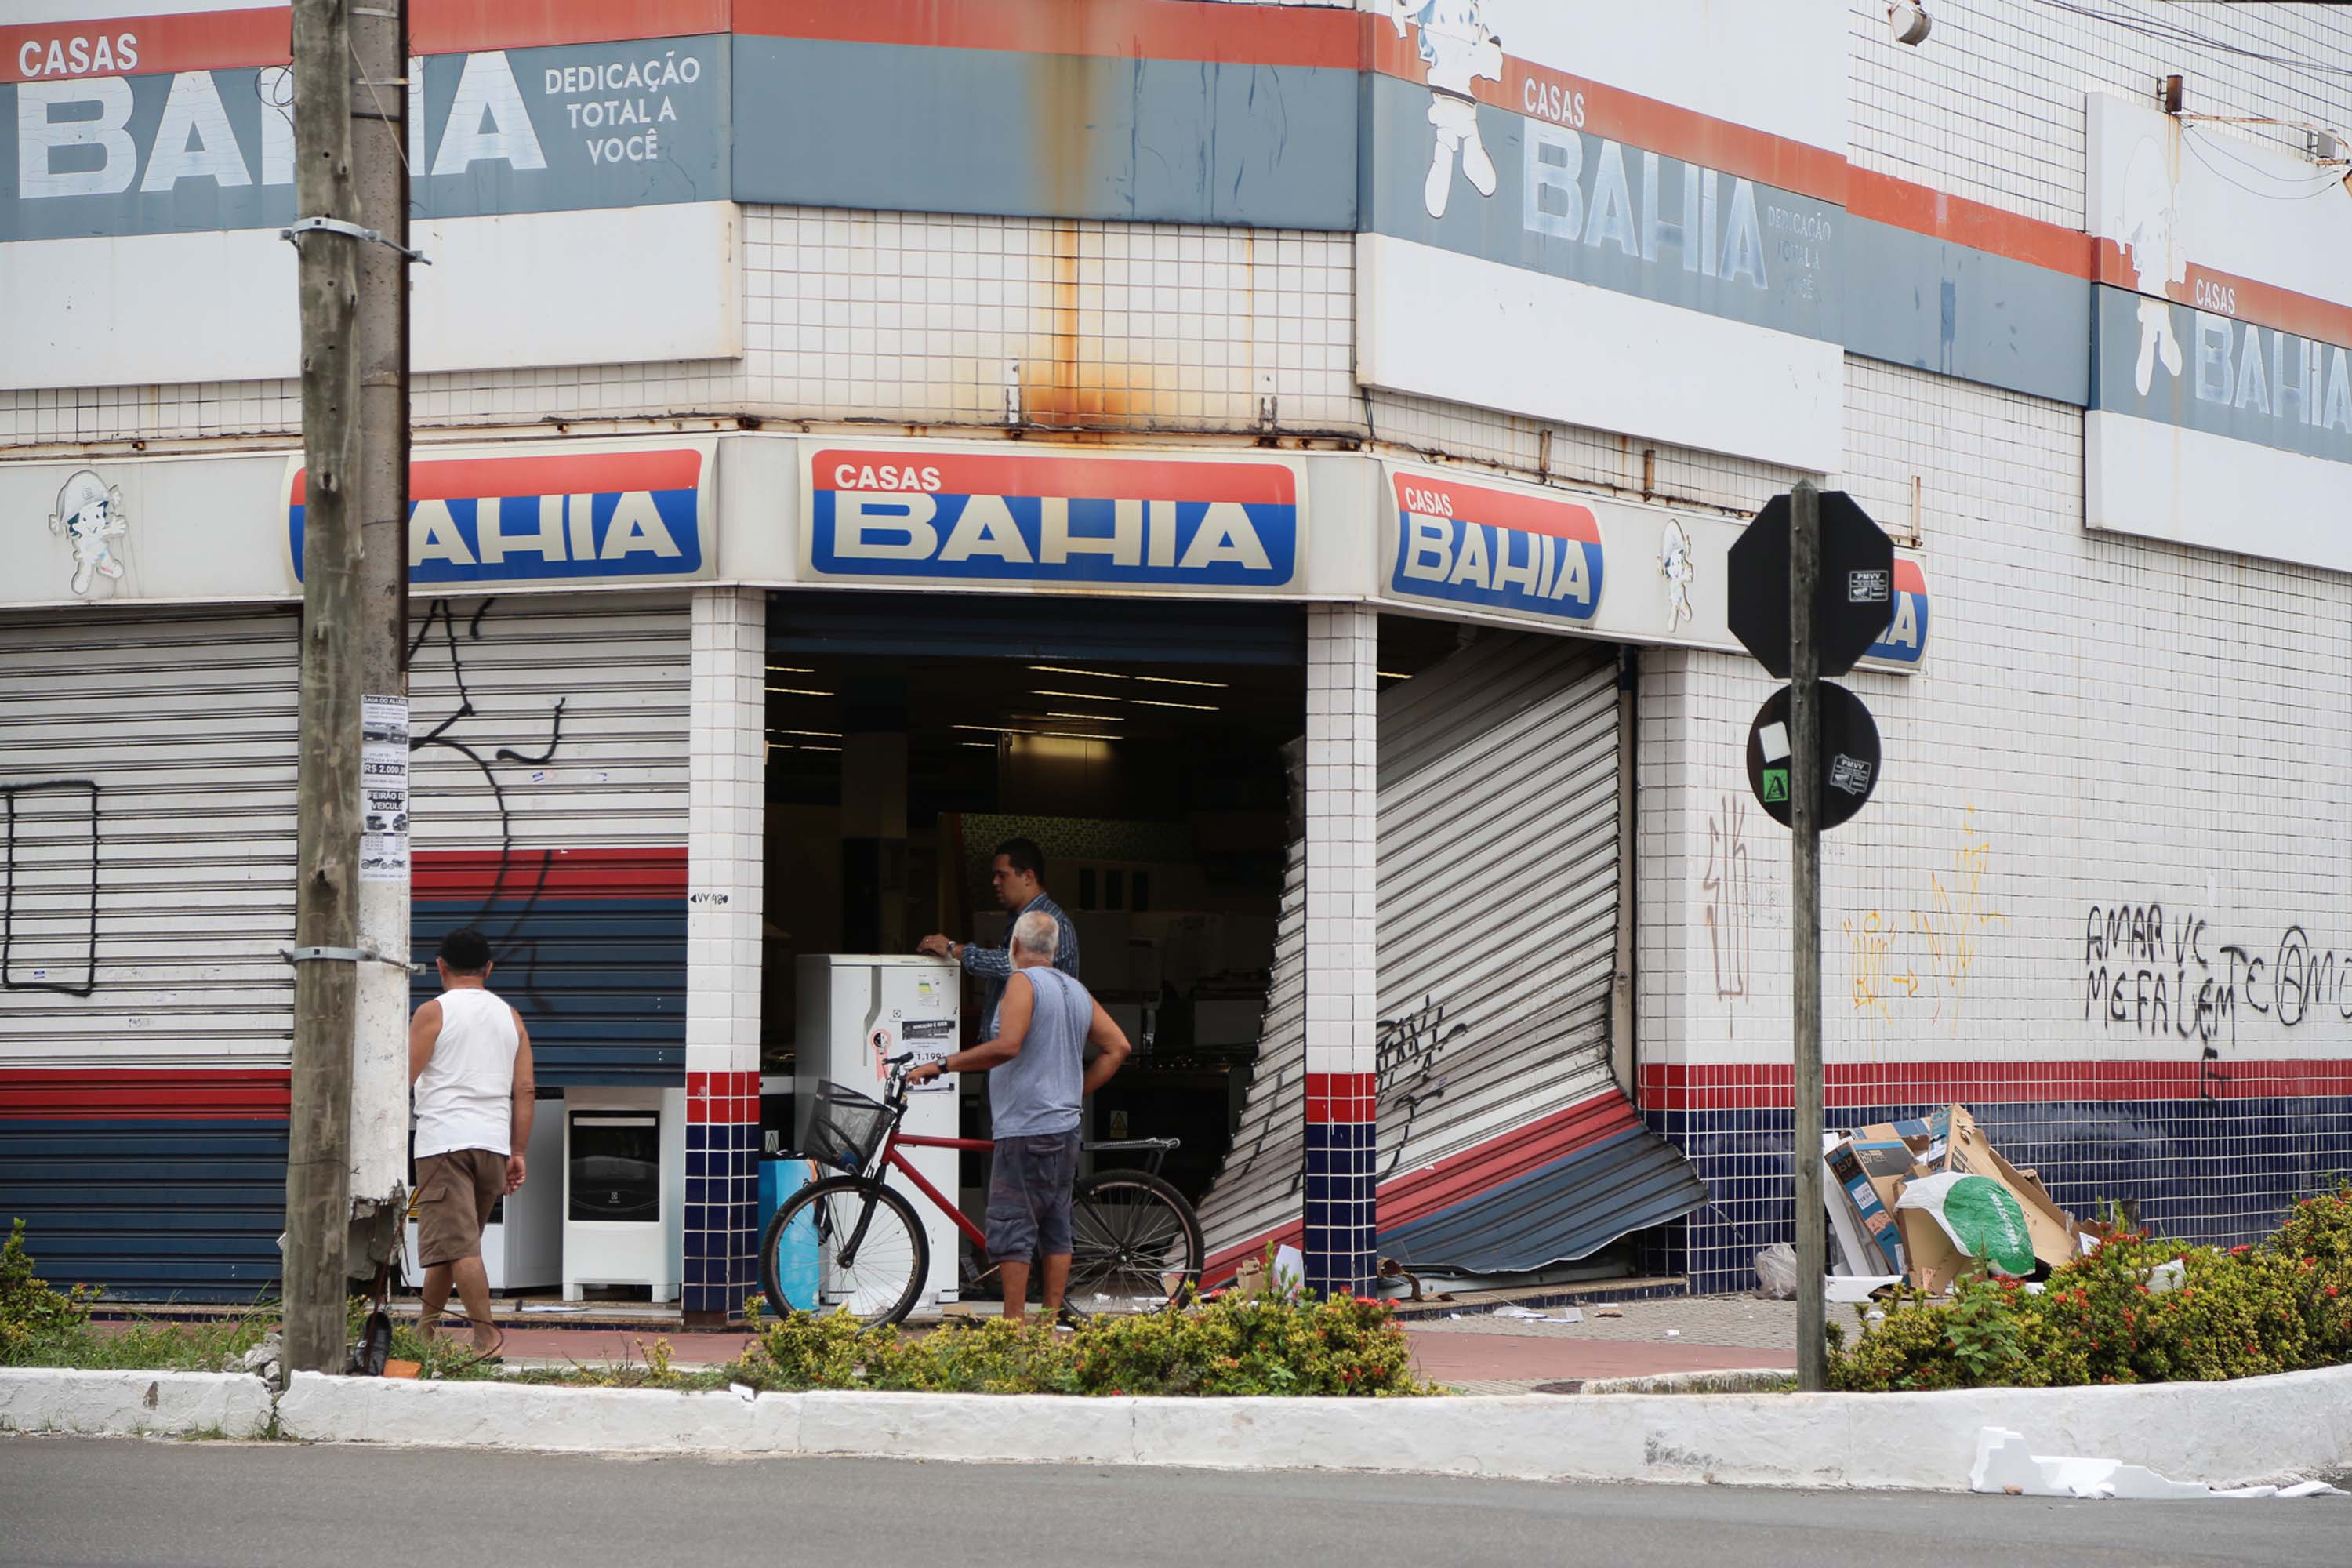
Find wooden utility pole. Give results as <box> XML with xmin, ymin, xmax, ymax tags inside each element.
<box><xmin>283</xmin><ymin>0</ymin><xmax>364</xmax><ymax>1376</ymax></box>
<box><xmin>1789</xmin><ymin>478</ymin><xmax>1828</xmax><ymax>1392</ymax></box>
<box><xmin>345</xmin><ymin>0</ymin><xmax>414</xmax><ymax>1280</ymax></box>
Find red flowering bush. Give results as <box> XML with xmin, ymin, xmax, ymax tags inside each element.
<box><xmin>1828</xmin><ymin>1181</ymin><xmax>2352</xmax><ymax>1392</ymax></box>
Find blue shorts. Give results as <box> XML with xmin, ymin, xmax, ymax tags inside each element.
<box><xmin>986</xmin><ymin>1131</ymin><xmax>1081</xmax><ymax>1263</ymax></box>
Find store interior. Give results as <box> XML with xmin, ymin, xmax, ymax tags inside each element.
<box><xmin>758</xmin><ymin>591</ymin><xmax>1314</xmax><ymax>1214</ymax></box>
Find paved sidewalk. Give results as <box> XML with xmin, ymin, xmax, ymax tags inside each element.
<box><xmin>1403</xmin><ymin>1296</ymin><xmax>1798</xmax><ymax>1392</ymax></box>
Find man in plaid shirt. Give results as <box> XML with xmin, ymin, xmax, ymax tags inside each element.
<box><xmin>919</xmin><ymin>837</ymin><xmax>1080</xmax><ymax>1033</ymax></box>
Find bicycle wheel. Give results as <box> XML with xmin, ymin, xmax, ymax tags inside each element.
<box><xmin>758</xmin><ymin>1175</ymin><xmax>930</xmax><ymax>1327</ymax></box>
<box><xmin>1069</xmin><ymin>1169</ymin><xmax>1203</xmax><ymax>1312</ymax></box>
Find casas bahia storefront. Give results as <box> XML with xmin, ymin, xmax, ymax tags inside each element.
<box><xmin>2</xmin><ymin>0</ymin><xmax>2347</xmax><ymax>1311</ymax></box>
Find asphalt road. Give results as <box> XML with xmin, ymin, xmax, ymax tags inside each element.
<box><xmin>1</xmin><ymin>1437</ymin><xmax>2342</xmax><ymax>1567</ymax></box>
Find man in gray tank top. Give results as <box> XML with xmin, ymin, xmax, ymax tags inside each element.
<box><xmin>910</xmin><ymin>909</ymin><xmax>1131</xmax><ymax>1321</ymax></box>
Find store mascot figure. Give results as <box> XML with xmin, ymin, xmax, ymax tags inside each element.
<box><xmin>50</xmin><ymin>470</ymin><xmax>128</xmax><ymax>597</ymax></box>
<box><xmin>1394</xmin><ymin>0</ymin><xmax>1504</xmax><ymax>220</ymax></box>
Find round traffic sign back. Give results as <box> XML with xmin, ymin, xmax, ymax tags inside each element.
<box><xmin>1745</xmin><ymin>682</ymin><xmax>1882</xmax><ymax>830</ymax></box>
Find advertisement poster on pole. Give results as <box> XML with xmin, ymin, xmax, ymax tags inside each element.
<box><xmin>359</xmin><ymin>694</ymin><xmax>409</xmax><ymax>884</ymax></box>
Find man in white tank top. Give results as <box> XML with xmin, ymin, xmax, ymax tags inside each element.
<box><xmin>408</xmin><ymin>927</ymin><xmax>535</xmax><ymax>1354</ymax></box>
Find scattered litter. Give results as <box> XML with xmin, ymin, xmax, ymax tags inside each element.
<box><xmin>1754</xmin><ymin>1242</ymin><xmax>1798</xmax><ymax>1300</ymax></box>
<box><xmin>1824</xmin><ymin>1274</ymin><xmax>1903</xmax><ymax>1305</ymax></box>
<box><xmin>1447</xmin><ymin>1312</ymin><xmax>1462</xmax><ymax>1320</ymax></box>
<box><xmin>1970</xmin><ymin>1428</ymin><xmax>2341</xmax><ymax>1501</ymax></box>
<box><xmin>1664</xmin><ymin>1329</ymin><xmax>1682</xmax><ymax>1338</ymax></box>
<box><xmin>2147</xmin><ymin>1258</ymin><xmax>2187</xmax><ymax>1294</ymax></box>
<box><xmin>728</xmin><ymin>1382</ymin><xmax>756</xmax><ymax>1402</ymax></box>
<box><xmin>1489</xmin><ymin>1305</ymin><xmax>1582</xmax><ymax>1325</ymax></box>
<box><xmin>1272</xmin><ymin>1243</ymin><xmax>1306</xmax><ymax>1294</ymax></box>
<box><xmin>1593</xmin><ymin>1307</ymin><xmax>1624</xmax><ymax>1318</ymax></box>
<box><xmin>521</xmin><ymin>1303</ymin><xmax>590</xmax><ymax>1315</ymax></box>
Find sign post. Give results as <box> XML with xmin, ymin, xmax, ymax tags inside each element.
<box><xmin>1788</xmin><ymin>483</ymin><xmax>1827</xmax><ymax>1394</ymax></box>
<box><xmin>1727</xmin><ymin>479</ymin><xmax>1896</xmax><ymax>1395</ymax></box>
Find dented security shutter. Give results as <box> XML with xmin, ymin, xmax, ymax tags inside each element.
<box><xmin>407</xmin><ymin>592</ymin><xmax>691</xmax><ymax>1084</ymax></box>
<box><xmin>1199</xmin><ymin>629</ymin><xmax>1703</xmax><ymax>1277</ymax></box>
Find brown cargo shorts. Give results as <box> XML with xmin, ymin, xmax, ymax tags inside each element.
<box><xmin>414</xmin><ymin>1149</ymin><xmax>506</xmax><ymax>1267</ymax></box>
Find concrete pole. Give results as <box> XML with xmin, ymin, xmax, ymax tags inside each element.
<box><xmin>1790</xmin><ymin>479</ymin><xmax>1827</xmax><ymax>1392</ymax></box>
<box><xmin>346</xmin><ymin>0</ymin><xmax>413</xmax><ymax>1279</ymax></box>
<box><xmin>283</xmin><ymin>0</ymin><xmax>363</xmax><ymax>1375</ymax></box>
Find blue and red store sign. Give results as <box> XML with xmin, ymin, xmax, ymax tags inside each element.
<box><xmin>288</xmin><ymin>444</ymin><xmax>709</xmax><ymax>586</ymax></box>
<box><xmin>1385</xmin><ymin>469</ymin><xmax>1604</xmax><ymax>624</ymax></box>
<box><xmin>804</xmin><ymin>447</ymin><xmax>1303</xmax><ymax>591</ymax></box>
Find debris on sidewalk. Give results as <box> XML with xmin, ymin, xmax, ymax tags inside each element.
<box><xmin>1816</xmin><ymin>1106</ymin><xmax>2085</xmax><ymax>1292</ymax></box>
<box><xmin>1488</xmin><ymin>1305</ymin><xmax>1582</xmax><ymax>1325</ymax></box>
<box><xmin>1823</xmin><ymin>1274</ymin><xmax>1904</xmax><ymax>1304</ymax></box>
<box><xmin>1592</xmin><ymin>1307</ymin><xmax>1624</xmax><ymax>1318</ymax></box>
<box><xmin>1754</xmin><ymin>1242</ymin><xmax>1798</xmax><ymax>1299</ymax></box>
<box><xmin>1969</xmin><ymin>1427</ymin><xmax>2347</xmax><ymax>1501</ymax></box>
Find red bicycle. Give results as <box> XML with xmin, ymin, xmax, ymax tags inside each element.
<box><xmin>760</xmin><ymin>1052</ymin><xmax>1204</xmax><ymax>1326</ymax></box>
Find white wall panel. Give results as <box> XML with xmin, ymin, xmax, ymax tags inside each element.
<box><xmin>1356</xmin><ymin>234</ymin><xmax>1846</xmax><ymax>474</ymax></box>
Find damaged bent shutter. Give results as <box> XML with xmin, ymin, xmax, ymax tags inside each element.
<box><xmin>1197</xmin><ymin>630</ymin><xmax>1704</xmax><ymax>1278</ymax></box>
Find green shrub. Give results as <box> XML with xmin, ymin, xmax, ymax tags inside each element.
<box><xmin>1828</xmin><ymin>1184</ymin><xmax>2352</xmax><ymax>1392</ymax></box>
<box><xmin>0</xmin><ymin>1219</ymin><xmax>100</xmax><ymax>1361</ymax></box>
<box><xmin>736</xmin><ymin>1288</ymin><xmax>1436</xmax><ymax>1398</ymax></box>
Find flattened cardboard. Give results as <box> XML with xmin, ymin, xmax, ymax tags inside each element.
<box><xmin>1889</xmin><ymin>1105</ymin><xmax>2079</xmax><ymax>1290</ymax></box>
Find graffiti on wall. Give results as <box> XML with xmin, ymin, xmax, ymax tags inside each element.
<box><xmin>1</xmin><ymin>779</ymin><xmax>100</xmax><ymax>996</ymax></box>
<box><xmin>1845</xmin><ymin>809</ymin><xmax>2009</xmax><ymax>1033</ymax></box>
<box><xmin>1374</xmin><ymin>993</ymin><xmax>1471</xmax><ymax>1179</ymax></box>
<box><xmin>408</xmin><ymin>597</ymin><xmax>571</xmax><ymax>1002</ymax></box>
<box><xmin>2084</xmin><ymin>902</ymin><xmax>2351</xmax><ymax>1099</ymax></box>
<box><xmin>1702</xmin><ymin>795</ymin><xmax>1754</xmax><ymax>1017</ymax></box>
<box><xmin>1227</xmin><ymin>991</ymin><xmax>1475</xmax><ymax>1197</ymax></box>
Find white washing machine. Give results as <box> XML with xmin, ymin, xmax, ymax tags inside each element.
<box><xmin>561</xmin><ymin>1086</ymin><xmax>686</xmax><ymax>1302</ymax></box>
<box><xmin>401</xmin><ymin>1104</ymin><xmax>563</xmax><ymax>1293</ymax></box>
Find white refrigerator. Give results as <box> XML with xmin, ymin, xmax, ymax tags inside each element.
<box><xmin>794</xmin><ymin>954</ymin><xmax>962</xmax><ymax>1310</ymax></box>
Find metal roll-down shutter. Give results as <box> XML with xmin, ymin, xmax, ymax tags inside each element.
<box><xmin>407</xmin><ymin>592</ymin><xmax>691</xmax><ymax>1084</ymax></box>
<box><xmin>0</xmin><ymin>604</ymin><xmax>302</xmax><ymax>1296</ymax></box>
<box><xmin>1198</xmin><ymin>630</ymin><xmax>1704</xmax><ymax>1277</ymax></box>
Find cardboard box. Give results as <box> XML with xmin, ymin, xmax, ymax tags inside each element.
<box><xmin>1824</xmin><ymin>1138</ymin><xmax>1907</xmax><ymax>1275</ymax></box>
<box><xmin>1882</xmin><ymin>1105</ymin><xmax>2078</xmax><ymax>1291</ymax></box>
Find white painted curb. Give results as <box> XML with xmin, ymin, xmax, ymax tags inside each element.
<box><xmin>270</xmin><ymin>1361</ymin><xmax>2352</xmax><ymax>1490</ymax></box>
<box><xmin>0</xmin><ymin>1368</ymin><xmax>275</xmax><ymax>1439</ymax></box>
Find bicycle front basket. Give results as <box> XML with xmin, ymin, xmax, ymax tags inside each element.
<box><xmin>801</xmin><ymin>1080</ymin><xmax>891</xmax><ymax>1174</ymax></box>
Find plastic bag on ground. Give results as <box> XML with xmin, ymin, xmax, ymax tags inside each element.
<box><xmin>1754</xmin><ymin>1242</ymin><xmax>1798</xmax><ymax>1298</ymax></box>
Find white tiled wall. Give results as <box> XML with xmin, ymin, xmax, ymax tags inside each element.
<box><xmin>1849</xmin><ymin>0</ymin><xmax>2352</xmax><ymax>227</ymax></box>
<box><xmin>1305</xmin><ymin>603</ymin><xmax>1380</xmax><ymax>1083</ymax></box>
<box><xmin>687</xmin><ymin>587</ymin><xmax>766</xmax><ymax>1080</ymax></box>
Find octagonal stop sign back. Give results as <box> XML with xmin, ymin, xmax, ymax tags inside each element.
<box><xmin>1727</xmin><ymin>492</ymin><xmax>1896</xmax><ymax>679</ymax></box>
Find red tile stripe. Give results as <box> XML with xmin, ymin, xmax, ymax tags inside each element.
<box><xmin>1304</xmin><ymin>1071</ymin><xmax>1376</xmax><ymax>1125</ymax></box>
<box><xmin>0</xmin><ymin>1069</ymin><xmax>291</xmax><ymax>1120</ymax></box>
<box><xmin>688</xmin><ymin>1069</ymin><xmax>761</xmax><ymax>1125</ymax></box>
<box><xmin>412</xmin><ymin>847</ymin><xmax>688</xmax><ymax>901</ymax></box>
<box><xmin>1639</xmin><ymin>1058</ymin><xmax>2352</xmax><ymax>1110</ymax></box>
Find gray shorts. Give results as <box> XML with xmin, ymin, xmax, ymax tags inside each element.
<box><xmin>986</xmin><ymin>1130</ymin><xmax>1081</xmax><ymax>1263</ymax></box>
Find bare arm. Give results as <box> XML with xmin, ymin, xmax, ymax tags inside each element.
<box><xmin>1080</xmin><ymin>1000</ymin><xmax>1131</xmax><ymax>1096</ymax></box>
<box><xmin>918</xmin><ymin>971</ymin><xmax>1033</xmax><ymax>1080</ymax></box>
<box><xmin>407</xmin><ymin>1000</ymin><xmax>441</xmax><ymax>1087</ymax></box>
<box><xmin>506</xmin><ymin>1011</ymin><xmax>535</xmax><ymax>1193</ymax></box>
